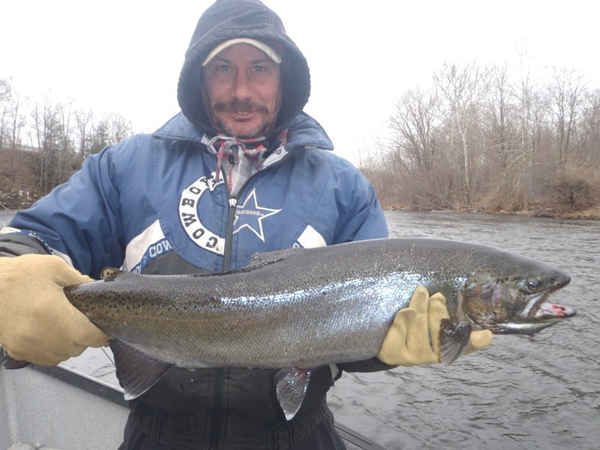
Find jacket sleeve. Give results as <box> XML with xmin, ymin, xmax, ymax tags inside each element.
<box><xmin>331</xmin><ymin>163</ymin><xmax>389</xmax><ymax>244</ymax></box>
<box><xmin>0</xmin><ymin>142</ymin><xmax>133</xmax><ymax>278</ymax></box>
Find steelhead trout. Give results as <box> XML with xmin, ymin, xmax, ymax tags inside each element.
<box><xmin>2</xmin><ymin>238</ymin><xmax>576</xmax><ymax>420</ymax></box>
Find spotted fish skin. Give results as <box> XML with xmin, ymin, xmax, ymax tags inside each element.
<box><xmin>63</xmin><ymin>238</ymin><xmax>574</xmax><ymax>370</ymax></box>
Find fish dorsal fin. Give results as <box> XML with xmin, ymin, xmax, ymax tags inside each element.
<box><xmin>247</xmin><ymin>248</ymin><xmax>303</xmax><ymax>269</ymax></box>
<box><xmin>439</xmin><ymin>320</ymin><xmax>472</xmax><ymax>366</ymax></box>
<box><xmin>101</xmin><ymin>268</ymin><xmax>142</xmax><ymax>282</ymax></box>
<box><xmin>274</xmin><ymin>367</ymin><xmax>312</xmax><ymax>421</ymax></box>
<box><xmin>101</xmin><ymin>267</ymin><xmax>124</xmax><ymax>281</ymax></box>
<box><xmin>110</xmin><ymin>339</ymin><xmax>171</xmax><ymax>400</ymax></box>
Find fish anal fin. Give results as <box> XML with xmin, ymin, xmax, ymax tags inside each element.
<box><xmin>439</xmin><ymin>319</ymin><xmax>472</xmax><ymax>366</ymax></box>
<box><xmin>274</xmin><ymin>367</ymin><xmax>312</xmax><ymax>421</ymax></box>
<box><xmin>110</xmin><ymin>339</ymin><xmax>171</xmax><ymax>400</ymax></box>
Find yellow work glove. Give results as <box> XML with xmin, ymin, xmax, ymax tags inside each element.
<box><xmin>0</xmin><ymin>254</ymin><xmax>109</xmax><ymax>366</ymax></box>
<box><xmin>377</xmin><ymin>285</ymin><xmax>492</xmax><ymax>366</ymax></box>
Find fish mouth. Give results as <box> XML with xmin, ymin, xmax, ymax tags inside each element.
<box><xmin>495</xmin><ymin>287</ymin><xmax>576</xmax><ymax>335</ymax></box>
<box><xmin>523</xmin><ymin>287</ymin><xmax>575</xmax><ymax>319</ymax></box>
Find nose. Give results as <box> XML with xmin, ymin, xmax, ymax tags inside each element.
<box><xmin>231</xmin><ymin>70</ymin><xmax>251</xmax><ymax>100</ymax></box>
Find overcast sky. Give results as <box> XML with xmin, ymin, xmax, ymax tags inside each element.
<box><xmin>2</xmin><ymin>0</ymin><xmax>599</xmax><ymax>164</ymax></box>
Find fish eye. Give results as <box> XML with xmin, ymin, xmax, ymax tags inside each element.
<box><xmin>526</xmin><ymin>277</ymin><xmax>543</xmax><ymax>292</ymax></box>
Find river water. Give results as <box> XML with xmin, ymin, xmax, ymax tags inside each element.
<box><xmin>1</xmin><ymin>210</ymin><xmax>598</xmax><ymax>449</ymax></box>
<box><xmin>329</xmin><ymin>211</ymin><xmax>600</xmax><ymax>450</ymax></box>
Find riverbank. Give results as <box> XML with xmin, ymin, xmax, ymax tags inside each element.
<box><xmin>385</xmin><ymin>205</ymin><xmax>600</xmax><ymax>220</ymax></box>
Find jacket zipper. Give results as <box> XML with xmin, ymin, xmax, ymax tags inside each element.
<box><xmin>222</xmin><ymin>197</ymin><xmax>237</xmax><ymax>272</ymax></box>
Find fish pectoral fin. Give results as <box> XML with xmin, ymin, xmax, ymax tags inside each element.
<box><xmin>439</xmin><ymin>320</ymin><xmax>472</xmax><ymax>366</ymax></box>
<box><xmin>274</xmin><ymin>367</ymin><xmax>312</xmax><ymax>421</ymax></box>
<box><xmin>110</xmin><ymin>339</ymin><xmax>171</xmax><ymax>400</ymax></box>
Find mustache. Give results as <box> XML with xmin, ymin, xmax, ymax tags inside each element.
<box><xmin>213</xmin><ymin>98</ymin><xmax>270</xmax><ymax>115</ymax></box>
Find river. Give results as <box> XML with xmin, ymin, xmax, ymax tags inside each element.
<box><xmin>1</xmin><ymin>209</ymin><xmax>598</xmax><ymax>449</ymax></box>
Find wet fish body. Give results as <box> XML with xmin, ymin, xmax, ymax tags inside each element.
<box><xmin>65</xmin><ymin>238</ymin><xmax>574</xmax><ymax>370</ymax></box>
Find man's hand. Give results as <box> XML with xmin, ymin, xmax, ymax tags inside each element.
<box><xmin>0</xmin><ymin>254</ymin><xmax>110</xmax><ymax>366</ymax></box>
<box><xmin>377</xmin><ymin>285</ymin><xmax>492</xmax><ymax>366</ymax></box>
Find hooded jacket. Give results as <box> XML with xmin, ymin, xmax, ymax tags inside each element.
<box><xmin>0</xmin><ymin>1</ymin><xmax>390</xmax><ymax>449</ymax></box>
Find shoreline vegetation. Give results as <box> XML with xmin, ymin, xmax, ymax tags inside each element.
<box><xmin>1</xmin><ymin>77</ymin><xmax>134</xmax><ymax>211</ymax></box>
<box><xmin>2</xmin><ymin>61</ymin><xmax>599</xmax><ymax>220</ymax></box>
<box><xmin>358</xmin><ymin>62</ymin><xmax>599</xmax><ymax>221</ymax></box>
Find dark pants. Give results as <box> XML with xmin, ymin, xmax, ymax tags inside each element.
<box><xmin>118</xmin><ymin>406</ymin><xmax>347</xmax><ymax>450</ymax></box>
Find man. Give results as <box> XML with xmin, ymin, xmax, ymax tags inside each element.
<box><xmin>0</xmin><ymin>1</ymin><xmax>491</xmax><ymax>448</ymax></box>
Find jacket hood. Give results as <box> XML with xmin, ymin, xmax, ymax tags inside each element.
<box><xmin>177</xmin><ymin>0</ymin><xmax>311</xmax><ymax>138</ymax></box>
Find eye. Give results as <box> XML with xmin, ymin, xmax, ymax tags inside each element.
<box><xmin>526</xmin><ymin>277</ymin><xmax>543</xmax><ymax>292</ymax></box>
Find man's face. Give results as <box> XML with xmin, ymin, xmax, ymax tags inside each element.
<box><xmin>202</xmin><ymin>44</ymin><xmax>282</xmax><ymax>138</ymax></box>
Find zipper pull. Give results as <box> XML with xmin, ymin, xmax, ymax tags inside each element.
<box><xmin>229</xmin><ymin>198</ymin><xmax>237</xmax><ymax>208</ymax></box>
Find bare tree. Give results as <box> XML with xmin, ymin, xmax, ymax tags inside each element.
<box><xmin>0</xmin><ymin>78</ymin><xmax>11</xmax><ymax>152</ymax></box>
<box><xmin>29</xmin><ymin>96</ymin><xmax>77</xmax><ymax>193</ymax></box>
<box><xmin>482</xmin><ymin>65</ymin><xmax>531</xmax><ymax>209</ymax></box>
<box><xmin>551</xmin><ymin>67</ymin><xmax>586</xmax><ymax>167</ymax></box>
<box><xmin>577</xmin><ymin>89</ymin><xmax>600</xmax><ymax>164</ymax></box>
<box><xmin>56</xmin><ymin>99</ymin><xmax>76</xmax><ymax>183</ymax></box>
<box><xmin>89</xmin><ymin>118</ymin><xmax>110</xmax><ymax>155</ymax></box>
<box><xmin>108</xmin><ymin>113</ymin><xmax>134</xmax><ymax>144</ymax></box>
<box><xmin>389</xmin><ymin>88</ymin><xmax>439</xmax><ymax>172</ymax></box>
<box><xmin>74</xmin><ymin>108</ymin><xmax>95</xmax><ymax>155</ymax></box>
<box><xmin>7</xmin><ymin>89</ymin><xmax>27</xmax><ymax>176</ymax></box>
<box><xmin>433</xmin><ymin>62</ymin><xmax>489</xmax><ymax>205</ymax></box>
<box><xmin>486</xmin><ymin>65</ymin><xmax>520</xmax><ymax>168</ymax></box>
<box><xmin>386</xmin><ymin>88</ymin><xmax>458</xmax><ymax>209</ymax></box>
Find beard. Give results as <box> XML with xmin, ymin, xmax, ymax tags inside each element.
<box><xmin>208</xmin><ymin>98</ymin><xmax>279</xmax><ymax>138</ymax></box>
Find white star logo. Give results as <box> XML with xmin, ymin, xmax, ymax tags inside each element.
<box><xmin>233</xmin><ymin>188</ymin><xmax>281</xmax><ymax>242</ymax></box>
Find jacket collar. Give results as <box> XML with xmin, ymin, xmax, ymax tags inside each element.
<box><xmin>153</xmin><ymin>112</ymin><xmax>334</xmax><ymax>152</ymax></box>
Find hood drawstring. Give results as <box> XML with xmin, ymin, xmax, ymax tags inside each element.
<box><xmin>206</xmin><ymin>132</ymin><xmax>288</xmax><ymax>197</ymax></box>
<box><xmin>208</xmin><ymin>135</ymin><xmax>267</xmax><ymax>183</ymax></box>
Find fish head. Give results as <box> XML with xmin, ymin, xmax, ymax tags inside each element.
<box><xmin>460</xmin><ymin>256</ymin><xmax>575</xmax><ymax>335</ymax></box>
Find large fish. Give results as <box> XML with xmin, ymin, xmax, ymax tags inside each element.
<box><xmin>3</xmin><ymin>238</ymin><xmax>576</xmax><ymax>419</ymax></box>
